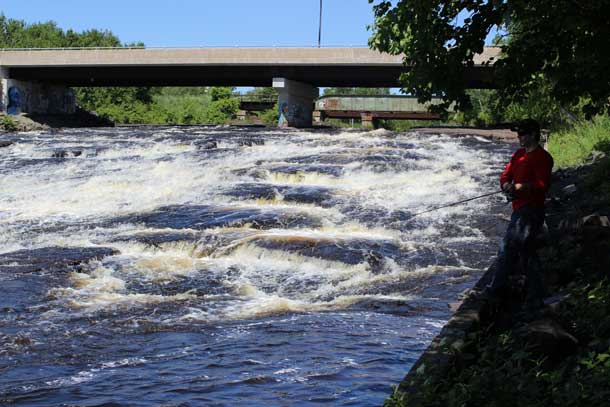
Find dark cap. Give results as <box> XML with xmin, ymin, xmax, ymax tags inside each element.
<box><xmin>511</xmin><ymin>119</ymin><xmax>540</xmax><ymax>136</ymax></box>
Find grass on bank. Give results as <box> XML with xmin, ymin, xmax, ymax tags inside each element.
<box><xmin>547</xmin><ymin>115</ymin><xmax>610</xmax><ymax>168</ymax></box>
<box><xmin>548</xmin><ymin>116</ymin><xmax>610</xmax><ymax>205</ymax></box>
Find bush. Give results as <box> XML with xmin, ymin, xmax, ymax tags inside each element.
<box><xmin>260</xmin><ymin>103</ymin><xmax>279</xmax><ymax>126</ymax></box>
<box><xmin>209</xmin><ymin>87</ymin><xmax>234</xmax><ymax>101</ymax></box>
<box><xmin>1</xmin><ymin>115</ymin><xmax>18</xmax><ymax>131</ymax></box>
<box><xmin>204</xmin><ymin>98</ymin><xmax>240</xmax><ymax>124</ymax></box>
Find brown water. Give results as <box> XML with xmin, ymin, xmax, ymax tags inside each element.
<box><xmin>0</xmin><ymin>126</ymin><xmax>512</xmax><ymax>406</ymax></box>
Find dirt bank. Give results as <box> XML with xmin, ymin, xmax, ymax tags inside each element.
<box><xmin>0</xmin><ymin>109</ymin><xmax>114</xmax><ymax>133</ymax></box>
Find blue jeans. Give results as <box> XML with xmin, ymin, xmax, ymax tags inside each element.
<box><xmin>490</xmin><ymin>205</ymin><xmax>546</xmax><ymax>302</ymax></box>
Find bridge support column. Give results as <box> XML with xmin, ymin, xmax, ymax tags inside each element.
<box><xmin>0</xmin><ymin>70</ymin><xmax>75</xmax><ymax>115</ymax></box>
<box><xmin>361</xmin><ymin>112</ymin><xmax>378</xmax><ymax>129</ymax></box>
<box><xmin>272</xmin><ymin>78</ymin><xmax>318</xmax><ymax>128</ymax></box>
<box><xmin>0</xmin><ymin>67</ymin><xmax>9</xmax><ymax>113</ymax></box>
<box><xmin>313</xmin><ymin>110</ymin><xmax>325</xmax><ymax>124</ymax></box>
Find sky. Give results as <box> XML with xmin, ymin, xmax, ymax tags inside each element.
<box><xmin>1</xmin><ymin>0</ymin><xmax>377</xmax><ymax>47</ymax></box>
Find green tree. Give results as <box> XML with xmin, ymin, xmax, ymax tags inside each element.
<box><xmin>368</xmin><ymin>0</ymin><xmax>610</xmax><ymax>117</ymax></box>
<box><xmin>205</xmin><ymin>98</ymin><xmax>240</xmax><ymax>124</ymax></box>
<box><xmin>0</xmin><ymin>14</ymin><xmax>122</xmax><ymax>48</ymax></box>
<box><xmin>209</xmin><ymin>87</ymin><xmax>234</xmax><ymax>101</ymax></box>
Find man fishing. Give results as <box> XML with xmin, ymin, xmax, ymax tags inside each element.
<box><xmin>488</xmin><ymin>119</ymin><xmax>554</xmax><ymax>309</ymax></box>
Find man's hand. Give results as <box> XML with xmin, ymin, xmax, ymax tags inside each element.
<box><xmin>514</xmin><ymin>183</ymin><xmax>530</xmax><ymax>193</ymax></box>
<box><xmin>502</xmin><ymin>182</ymin><xmax>515</xmax><ymax>193</ymax></box>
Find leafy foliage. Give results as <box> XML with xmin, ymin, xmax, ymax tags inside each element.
<box><xmin>0</xmin><ymin>14</ymin><xmax>122</xmax><ymax>48</ymax></box>
<box><xmin>1</xmin><ymin>115</ymin><xmax>18</xmax><ymax>131</ymax></box>
<box><xmin>204</xmin><ymin>96</ymin><xmax>240</xmax><ymax>124</ymax></box>
<box><xmin>209</xmin><ymin>87</ymin><xmax>234</xmax><ymax>102</ymax></box>
<box><xmin>84</xmin><ymin>87</ymin><xmax>239</xmax><ymax>125</ymax></box>
<box><xmin>368</xmin><ymin>0</ymin><xmax>610</xmax><ymax>118</ymax></box>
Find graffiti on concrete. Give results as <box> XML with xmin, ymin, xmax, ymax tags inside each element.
<box><xmin>278</xmin><ymin>101</ymin><xmax>289</xmax><ymax>128</ymax></box>
<box><xmin>277</xmin><ymin>100</ymin><xmax>305</xmax><ymax>127</ymax></box>
<box><xmin>5</xmin><ymin>85</ymin><xmax>76</xmax><ymax>115</ymax></box>
<box><xmin>48</xmin><ymin>88</ymin><xmax>76</xmax><ymax>114</ymax></box>
<box><xmin>64</xmin><ymin>89</ymin><xmax>76</xmax><ymax>114</ymax></box>
<box><xmin>7</xmin><ymin>87</ymin><xmax>21</xmax><ymax>115</ymax></box>
<box><xmin>289</xmin><ymin>104</ymin><xmax>303</xmax><ymax>122</ymax></box>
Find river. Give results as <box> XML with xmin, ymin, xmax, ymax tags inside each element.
<box><xmin>0</xmin><ymin>126</ymin><xmax>512</xmax><ymax>406</ymax></box>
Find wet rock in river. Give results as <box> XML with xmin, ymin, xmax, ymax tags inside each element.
<box><xmin>270</xmin><ymin>164</ymin><xmax>344</xmax><ymax>177</ymax></box>
<box><xmin>225</xmin><ymin>183</ymin><xmax>335</xmax><ymax>205</ymax></box>
<box><xmin>195</xmin><ymin>229</ymin><xmax>257</xmax><ymax>257</ymax></box>
<box><xmin>110</xmin><ymin>231</ymin><xmax>201</xmax><ymax>247</ymax></box>
<box><xmin>238</xmin><ymin>138</ymin><xmax>265</xmax><ymax>147</ymax></box>
<box><xmin>52</xmin><ymin>150</ymin><xmax>83</xmax><ymax>158</ymax></box>
<box><xmin>241</xmin><ymin>235</ymin><xmax>401</xmax><ymax>267</ymax></box>
<box><xmin>0</xmin><ymin>246</ymin><xmax>119</xmax><ymax>274</ymax></box>
<box><xmin>114</xmin><ymin>205</ymin><xmax>321</xmax><ymax>231</ymax></box>
<box><xmin>201</xmin><ymin>140</ymin><xmax>218</xmax><ymax>150</ymax></box>
<box><xmin>52</xmin><ymin>150</ymin><xmax>68</xmax><ymax>158</ymax></box>
<box><xmin>0</xmin><ymin>140</ymin><xmax>13</xmax><ymax>148</ymax></box>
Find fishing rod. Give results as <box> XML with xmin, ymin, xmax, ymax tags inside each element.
<box><xmin>405</xmin><ymin>190</ymin><xmax>505</xmax><ymax>221</ymax></box>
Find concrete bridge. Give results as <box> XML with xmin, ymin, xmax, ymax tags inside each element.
<box><xmin>0</xmin><ymin>47</ymin><xmax>500</xmax><ymax>127</ymax></box>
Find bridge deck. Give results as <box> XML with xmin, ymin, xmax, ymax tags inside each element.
<box><xmin>0</xmin><ymin>47</ymin><xmax>500</xmax><ymax>88</ymax></box>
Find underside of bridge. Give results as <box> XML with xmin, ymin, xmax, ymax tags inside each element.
<box><xmin>5</xmin><ymin>65</ymin><xmax>494</xmax><ymax>88</ymax></box>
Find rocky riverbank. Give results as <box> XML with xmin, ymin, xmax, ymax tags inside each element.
<box><xmin>0</xmin><ymin>108</ymin><xmax>114</xmax><ymax>133</ymax></box>
<box><xmin>387</xmin><ymin>149</ymin><xmax>610</xmax><ymax>406</ymax></box>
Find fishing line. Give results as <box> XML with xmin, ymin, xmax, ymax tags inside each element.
<box><xmin>405</xmin><ymin>190</ymin><xmax>504</xmax><ymax>221</ymax></box>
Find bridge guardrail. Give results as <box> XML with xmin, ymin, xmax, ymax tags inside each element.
<box><xmin>0</xmin><ymin>45</ymin><xmax>370</xmax><ymax>51</ymax></box>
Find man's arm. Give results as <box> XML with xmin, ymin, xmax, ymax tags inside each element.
<box><xmin>500</xmin><ymin>154</ymin><xmax>515</xmax><ymax>192</ymax></box>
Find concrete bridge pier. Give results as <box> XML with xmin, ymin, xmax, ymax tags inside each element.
<box><xmin>0</xmin><ymin>67</ymin><xmax>10</xmax><ymax>113</ymax></box>
<box><xmin>272</xmin><ymin>77</ymin><xmax>318</xmax><ymax>128</ymax></box>
<box><xmin>360</xmin><ymin>112</ymin><xmax>379</xmax><ymax>129</ymax></box>
<box><xmin>313</xmin><ymin>110</ymin><xmax>325</xmax><ymax>124</ymax></box>
<box><xmin>1</xmin><ymin>67</ymin><xmax>76</xmax><ymax>115</ymax></box>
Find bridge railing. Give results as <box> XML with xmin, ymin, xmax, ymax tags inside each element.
<box><xmin>233</xmin><ymin>94</ymin><xmax>277</xmax><ymax>104</ymax></box>
<box><xmin>0</xmin><ymin>45</ymin><xmax>370</xmax><ymax>51</ymax></box>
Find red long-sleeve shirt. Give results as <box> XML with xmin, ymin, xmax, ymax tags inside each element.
<box><xmin>500</xmin><ymin>146</ymin><xmax>554</xmax><ymax>211</ymax></box>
